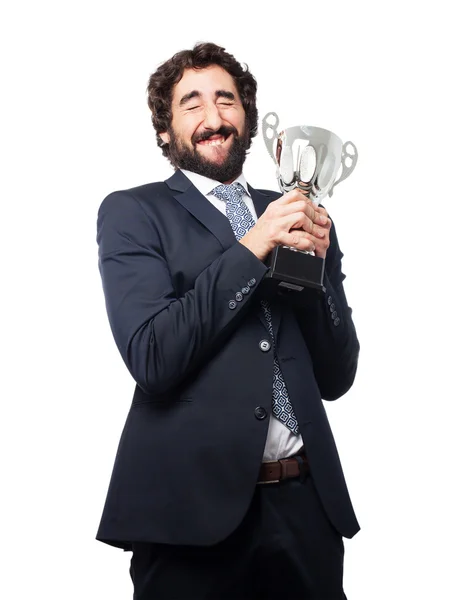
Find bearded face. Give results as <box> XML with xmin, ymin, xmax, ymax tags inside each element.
<box><xmin>159</xmin><ymin>65</ymin><xmax>250</xmax><ymax>183</ymax></box>
<box><xmin>166</xmin><ymin>121</ymin><xmax>250</xmax><ymax>183</ymax></box>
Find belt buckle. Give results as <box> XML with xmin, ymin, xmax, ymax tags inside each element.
<box><xmin>280</xmin><ymin>458</ymin><xmax>299</xmax><ymax>479</ymax></box>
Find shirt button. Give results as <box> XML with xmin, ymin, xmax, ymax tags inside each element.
<box><xmin>228</xmin><ymin>300</ymin><xmax>237</xmax><ymax>310</ymax></box>
<box><xmin>330</xmin><ymin>303</ymin><xmax>335</xmax><ymax>311</ymax></box>
<box><xmin>259</xmin><ymin>339</ymin><xmax>271</xmax><ymax>352</ymax></box>
<box><xmin>242</xmin><ymin>286</ymin><xmax>250</xmax><ymax>295</ymax></box>
<box><xmin>254</xmin><ymin>406</ymin><xmax>267</xmax><ymax>420</ymax></box>
<box><xmin>331</xmin><ymin>311</ymin><xmax>338</xmax><ymax>319</ymax></box>
<box><xmin>327</xmin><ymin>296</ymin><xmax>333</xmax><ymax>305</ymax></box>
<box><xmin>334</xmin><ymin>317</ymin><xmax>341</xmax><ymax>326</ymax></box>
<box><xmin>235</xmin><ymin>292</ymin><xmax>243</xmax><ymax>302</ymax></box>
<box><xmin>248</xmin><ymin>278</ymin><xmax>256</xmax><ymax>287</ymax></box>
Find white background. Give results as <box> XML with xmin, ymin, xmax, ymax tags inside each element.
<box><xmin>1</xmin><ymin>0</ymin><xmax>448</xmax><ymax>598</ymax></box>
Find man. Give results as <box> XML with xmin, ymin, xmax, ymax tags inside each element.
<box><xmin>96</xmin><ymin>42</ymin><xmax>360</xmax><ymax>599</ymax></box>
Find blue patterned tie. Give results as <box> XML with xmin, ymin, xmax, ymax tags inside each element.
<box><xmin>211</xmin><ymin>183</ymin><xmax>299</xmax><ymax>435</ymax></box>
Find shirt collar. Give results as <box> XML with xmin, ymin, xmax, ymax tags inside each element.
<box><xmin>180</xmin><ymin>169</ymin><xmax>251</xmax><ymax>198</ymax></box>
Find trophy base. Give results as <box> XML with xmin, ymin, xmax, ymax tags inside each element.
<box><xmin>265</xmin><ymin>246</ymin><xmax>325</xmax><ymax>292</ymax></box>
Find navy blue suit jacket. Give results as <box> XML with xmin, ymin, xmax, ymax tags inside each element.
<box><xmin>95</xmin><ymin>169</ymin><xmax>360</xmax><ymax>550</ymax></box>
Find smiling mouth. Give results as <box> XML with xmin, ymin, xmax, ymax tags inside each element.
<box><xmin>196</xmin><ymin>134</ymin><xmax>231</xmax><ymax>147</ymax></box>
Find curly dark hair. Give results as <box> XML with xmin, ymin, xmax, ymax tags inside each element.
<box><xmin>147</xmin><ymin>42</ymin><xmax>258</xmax><ymax>160</ymax></box>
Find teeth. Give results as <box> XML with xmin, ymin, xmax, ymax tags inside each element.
<box><xmin>201</xmin><ymin>137</ymin><xmax>225</xmax><ymax>146</ymax></box>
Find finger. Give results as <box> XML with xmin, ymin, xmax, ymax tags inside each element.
<box><xmin>278</xmin><ymin>212</ymin><xmax>314</xmax><ymax>235</ymax></box>
<box><xmin>316</xmin><ymin>215</ymin><xmax>331</xmax><ymax>228</ymax></box>
<box><xmin>275</xmin><ymin>200</ymin><xmax>317</xmax><ymax>221</ymax></box>
<box><xmin>315</xmin><ymin>213</ymin><xmax>330</xmax><ymax>226</ymax></box>
<box><xmin>297</xmin><ymin>231</ymin><xmax>330</xmax><ymax>258</ymax></box>
<box><xmin>278</xmin><ymin>230</ymin><xmax>316</xmax><ymax>253</ymax></box>
<box><xmin>281</xmin><ymin>213</ymin><xmax>327</xmax><ymax>238</ymax></box>
<box><xmin>268</xmin><ymin>195</ymin><xmax>327</xmax><ymax>227</ymax></box>
<box><xmin>313</xmin><ymin>205</ymin><xmax>332</xmax><ymax>227</ymax></box>
<box><xmin>275</xmin><ymin>189</ymin><xmax>310</xmax><ymax>205</ymax></box>
<box><xmin>295</xmin><ymin>230</ymin><xmax>329</xmax><ymax>248</ymax></box>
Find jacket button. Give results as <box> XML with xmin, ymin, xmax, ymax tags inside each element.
<box><xmin>334</xmin><ymin>317</ymin><xmax>340</xmax><ymax>326</ymax></box>
<box><xmin>235</xmin><ymin>292</ymin><xmax>243</xmax><ymax>301</ymax></box>
<box><xmin>331</xmin><ymin>311</ymin><xmax>338</xmax><ymax>319</ymax></box>
<box><xmin>254</xmin><ymin>406</ymin><xmax>267</xmax><ymax>420</ymax></box>
<box><xmin>228</xmin><ymin>300</ymin><xmax>237</xmax><ymax>310</ymax></box>
<box><xmin>327</xmin><ymin>296</ymin><xmax>333</xmax><ymax>305</ymax></box>
<box><xmin>330</xmin><ymin>303</ymin><xmax>335</xmax><ymax>311</ymax></box>
<box><xmin>259</xmin><ymin>339</ymin><xmax>271</xmax><ymax>352</ymax></box>
<box><xmin>242</xmin><ymin>286</ymin><xmax>250</xmax><ymax>295</ymax></box>
<box><xmin>248</xmin><ymin>278</ymin><xmax>256</xmax><ymax>287</ymax></box>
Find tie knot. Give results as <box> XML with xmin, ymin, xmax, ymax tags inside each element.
<box><xmin>211</xmin><ymin>182</ymin><xmax>246</xmax><ymax>202</ymax></box>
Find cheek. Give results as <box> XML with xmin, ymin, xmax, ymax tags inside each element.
<box><xmin>172</xmin><ymin>116</ymin><xmax>197</xmax><ymax>143</ymax></box>
<box><xmin>185</xmin><ymin>121</ymin><xmax>204</xmax><ymax>143</ymax></box>
<box><xmin>232</xmin><ymin>110</ymin><xmax>247</xmax><ymax>133</ymax></box>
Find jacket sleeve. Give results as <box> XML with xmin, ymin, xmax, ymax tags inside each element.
<box><xmin>286</xmin><ymin>214</ymin><xmax>360</xmax><ymax>400</ymax></box>
<box><xmin>96</xmin><ymin>191</ymin><xmax>269</xmax><ymax>396</ymax></box>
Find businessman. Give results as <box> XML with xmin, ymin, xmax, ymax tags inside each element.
<box><xmin>96</xmin><ymin>42</ymin><xmax>360</xmax><ymax>599</ymax></box>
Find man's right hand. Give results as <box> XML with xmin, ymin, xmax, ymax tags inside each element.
<box><xmin>239</xmin><ymin>189</ymin><xmax>329</xmax><ymax>261</ymax></box>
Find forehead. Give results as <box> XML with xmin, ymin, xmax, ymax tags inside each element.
<box><xmin>172</xmin><ymin>65</ymin><xmax>240</xmax><ymax>103</ymax></box>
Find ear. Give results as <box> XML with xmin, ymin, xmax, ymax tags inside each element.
<box><xmin>159</xmin><ymin>131</ymin><xmax>170</xmax><ymax>145</ymax></box>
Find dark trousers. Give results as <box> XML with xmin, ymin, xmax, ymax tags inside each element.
<box><xmin>130</xmin><ymin>473</ymin><xmax>347</xmax><ymax>599</ymax></box>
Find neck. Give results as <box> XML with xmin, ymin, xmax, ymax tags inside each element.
<box><xmin>222</xmin><ymin>172</ymin><xmax>242</xmax><ymax>185</ymax></box>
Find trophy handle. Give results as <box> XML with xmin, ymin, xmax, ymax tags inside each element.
<box><xmin>262</xmin><ymin>112</ymin><xmax>280</xmax><ymax>163</ymax></box>
<box><xmin>328</xmin><ymin>141</ymin><xmax>358</xmax><ymax>197</ymax></box>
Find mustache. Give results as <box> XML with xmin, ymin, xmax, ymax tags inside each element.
<box><xmin>192</xmin><ymin>126</ymin><xmax>238</xmax><ymax>144</ymax></box>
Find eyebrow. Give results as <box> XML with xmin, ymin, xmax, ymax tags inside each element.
<box><xmin>178</xmin><ymin>89</ymin><xmax>236</xmax><ymax>107</ymax></box>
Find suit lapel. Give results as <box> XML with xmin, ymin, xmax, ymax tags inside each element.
<box><xmin>165</xmin><ymin>170</ymin><xmax>236</xmax><ymax>251</ymax></box>
<box><xmin>165</xmin><ymin>171</ymin><xmax>282</xmax><ymax>338</ymax></box>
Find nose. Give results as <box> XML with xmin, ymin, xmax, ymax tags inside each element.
<box><xmin>202</xmin><ymin>103</ymin><xmax>223</xmax><ymax>131</ymax></box>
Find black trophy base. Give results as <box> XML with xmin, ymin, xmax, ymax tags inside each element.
<box><xmin>265</xmin><ymin>246</ymin><xmax>325</xmax><ymax>292</ymax></box>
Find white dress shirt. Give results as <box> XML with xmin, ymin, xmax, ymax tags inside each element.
<box><xmin>181</xmin><ymin>169</ymin><xmax>304</xmax><ymax>461</ymax></box>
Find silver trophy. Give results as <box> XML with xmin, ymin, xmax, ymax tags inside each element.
<box><xmin>262</xmin><ymin>112</ymin><xmax>358</xmax><ymax>292</ymax></box>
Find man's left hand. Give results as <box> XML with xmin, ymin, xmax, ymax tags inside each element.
<box><xmin>291</xmin><ymin>204</ymin><xmax>332</xmax><ymax>259</ymax></box>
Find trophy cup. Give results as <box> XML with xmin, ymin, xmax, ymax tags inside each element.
<box><xmin>262</xmin><ymin>112</ymin><xmax>358</xmax><ymax>292</ymax></box>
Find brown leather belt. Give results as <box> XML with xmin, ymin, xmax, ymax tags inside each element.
<box><xmin>257</xmin><ymin>455</ymin><xmax>309</xmax><ymax>484</ymax></box>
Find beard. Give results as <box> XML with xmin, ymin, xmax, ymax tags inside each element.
<box><xmin>166</xmin><ymin>123</ymin><xmax>250</xmax><ymax>183</ymax></box>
